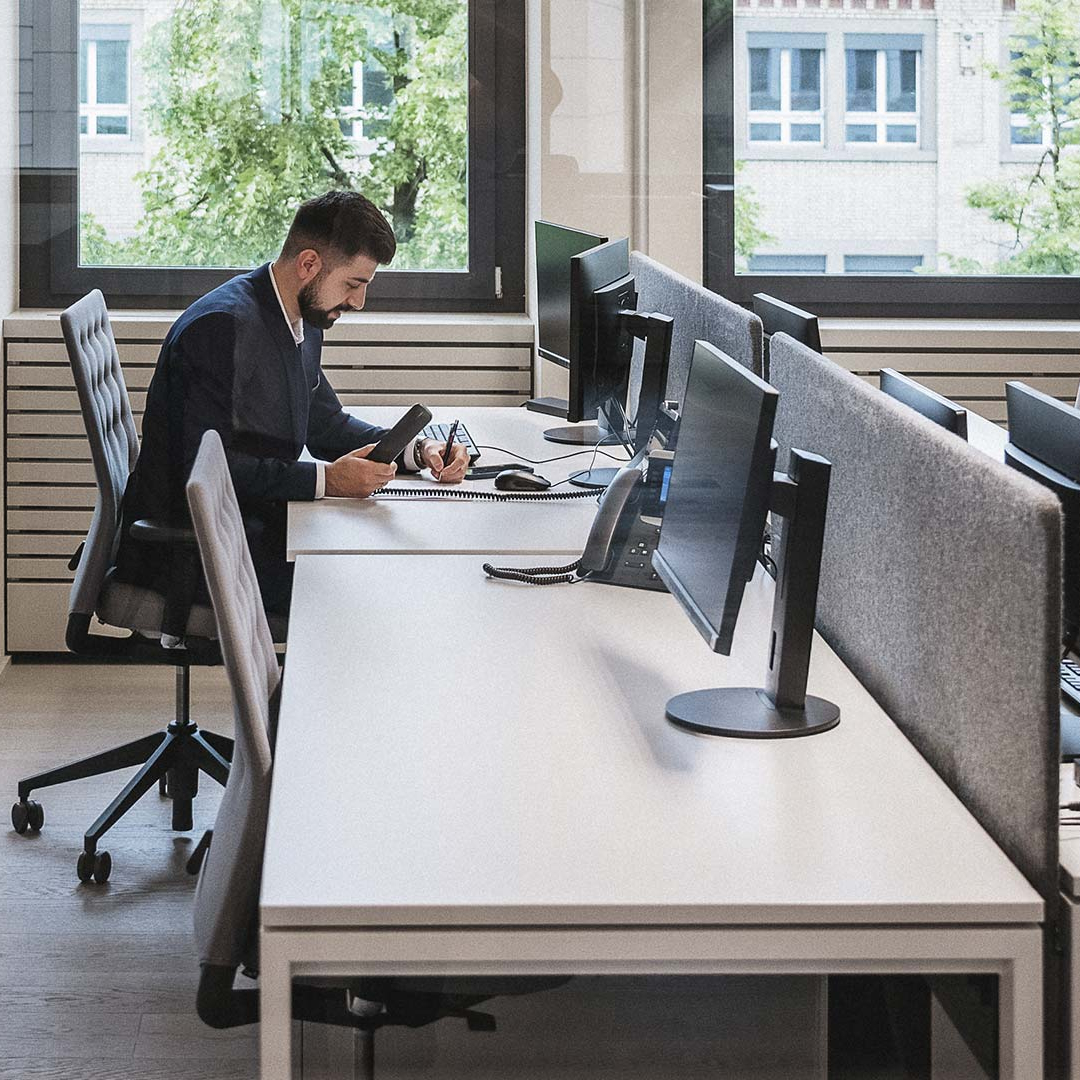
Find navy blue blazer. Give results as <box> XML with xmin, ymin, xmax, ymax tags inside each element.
<box><xmin>114</xmin><ymin>263</ymin><xmax>388</xmax><ymax>612</ymax></box>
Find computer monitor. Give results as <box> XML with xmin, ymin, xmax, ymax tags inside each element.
<box><xmin>534</xmin><ymin>225</ymin><xmax>674</xmax><ymax>468</ymax></box>
<box><xmin>880</xmin><ymin>368</ymin><xmax>968</xmax><ymax>440</ymax></box>
<box><xmin>652</xmin><ymin>340</ymin><xmax>839</xmax><ymax>738</ymax></box>
<box><xmin>753</xmin><ymin>293</ymin><xmax>822</xmax><ymax>352</ymax></box>
<box><xmin>535</xmin><ymin>220</ymin><xmax>607</xmax><ymax>368</ymax></box>
<box><xmin>1004</xmin><ymin>381</ymin><xmax>1080</xmax><ymax>758</ymax></box>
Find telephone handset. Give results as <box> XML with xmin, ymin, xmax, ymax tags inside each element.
<box><xmin>482</xmin><ymin>454</ymin><xmax>671</xmax><ymax>591</ymax></box>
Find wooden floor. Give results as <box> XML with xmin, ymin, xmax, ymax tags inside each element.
<box><xmin>0</xmin><ymin>660</ymin><xmax>258</xmax><ymax>1080</ymax></box>
<box><xmin>0</xmin><ymin>662</ymin><xmax>832</xmax><ymax>1080</ymax></box>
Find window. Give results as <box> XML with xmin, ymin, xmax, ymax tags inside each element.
<box><xmin>709</xmin><ymin>1</ymin><xmax>1080</xmax><ymax>315</ymax></box>
<box><xmin>748</xmin><ymin>254</ymin><xmax>827</xmax><ymax>273</ymax></box>
<box><xmin>844</xmin><ymin>36</ymin><xmax>921</xmax><ymax>146</ymax></box>
<box><xmin>20</xmin><ymin>0</ymin><xmax>525</xmax><ymax>312</ymax></box>
<box><xmin>844</xmin><ymin>255</ymin><xmax>924</xmax><ymax>273</ymax></box>
<box><xmin>340</xmin><ymin>52</ymin><xmax>394</xmax><ymax>153</ymax></box>
<box><xmin>79</xmin><ymin>26</ymin><xmax>130</xmax><ymax>139</ymax></box>
<box><xmin>748</xmin><ymin>34</ymin><xmax>824</xmax><ymax>144</ymax></box>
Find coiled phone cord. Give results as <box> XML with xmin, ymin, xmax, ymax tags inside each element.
<box><xmin>372</xmin><ymin>486</ymin><xmax>598</xmax><ymax>502</ymax></box>
<box><xmin>481</xmin><ymin>559</ymin><xmax>584</xmax><ymax>586</ymax></box>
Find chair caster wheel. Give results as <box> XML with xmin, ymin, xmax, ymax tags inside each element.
<box><xmin>77</xmin><ymin>850</ymin><xmax>111</xmax><ymax>884</ymax></box>
<box><xmin>12</xmin><ymin>800</ymin><xmax>43</xmax><ymax>834</ymax></box>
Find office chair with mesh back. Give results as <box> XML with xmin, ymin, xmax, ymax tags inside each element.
<box><xmin>186</xmin><ymin>429</ymin><xmax>567</xmax><ymax>1078</ymax></box>
<box><xmin>10</xmin><ymin>290</ymin><xmax>284</xmax><ymax>884</ymax></box>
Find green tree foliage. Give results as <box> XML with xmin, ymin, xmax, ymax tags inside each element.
<box><xmin>734</xmin><ymin>161</ymin><xmax>773</xmax><ymax>271</ymax></box>
<box><xmin>960</xmin><ymin>0</ymin><xmax>1080</xmax><ymax>273</ymax></box>
<box><xmin>83</xmin><ymin>0</ymin><xmax>467</xmax><ymax>270</ymax></box>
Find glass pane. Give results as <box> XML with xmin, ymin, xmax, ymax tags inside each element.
<box><xmin>790</xmin><ymin>50</ymin><xmax>821</xmax><ymax>112</ymax></box>
<box><xmin>750</xmin><ymin>123</ymin><xmax>782</xmax><ymax>141</ymax></box>
<box><xmin>748</xmin><ymin>254</ymin><xmax>827</xmax><ymax>272</ymax></box>
<box><xmin>79</xmin><ymin>115</ymin><xmax>88</xmax><ymax>134</ymax></box>
<box><xmin>749</xmin><ymin>48</ymin><xmax>780</xmax><ymax>112</ymax></box>
<box><xmin>94</xmin><ymin>40</ymin><xmax>128</xmax><ymax>105</ymax></box>
<box><xmin>78</xmin><ymin>1</ymin><xmax>469</xmax><ymax>271</ymax></box>
<box><xmin>96</xmin><ymin>115</ymin><xmax>128</xmax><ymax>135</ymax></box>
<box><xmin>729</xmin><ymin>4</ymin><xmax>1080</xmax><ymax>277</ymax></box>
<box><xmin>886</xmin><ymin>50</ymin><xmax>917</xmax><ymax>113</ymax></box>
<box><xmin>79</xmin><ymin>41</ymin><xmax>88</xmax><ymax>104</ymax></box>
<box><xmin>846</xmin><ymin>124</ymin><xmax>877</xmax><ymax>142</ymax></box>
<box><xmin>845</xmin><ymin>254</ymin><xmax>923</xmax><ymax>272</ymax></box>
<box><xmin>1012</xmin><ymin>123</ymin><xmax>1042</xmax><ymax>145</ymax></box>
<box><xmin>846</xmin><ymin>50</ymin><xmax>876</xmax><ymax>111</ymax></box>
<box><xmin>886</xmin><ymin>124</ymin><xmax>916</xmax><ymax>143</ymax></box>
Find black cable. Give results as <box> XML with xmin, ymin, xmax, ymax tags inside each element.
<box><xmin>372</xmin><ymin>485</ymin><xmax>598</xmax><ymax>501</ymax></box>
<box><xmin>474</xmin><ymin>444</ymin><xmax>629</xmax><ymax>465</ymax></box>
<box><xmin>482</xmin><ymin>559</ymin><xmax>585</xmax><ymax>585</ymax></box>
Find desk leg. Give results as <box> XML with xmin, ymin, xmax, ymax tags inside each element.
<box><xmin>998</xmin><ymin>927</ymin><xmax>1043</xmax><ymax>1080</ymax></box>
<box><xmin>260</xmin><ymin>929</ymin><xmax>294</xmax><ymax>1080</ymax></box>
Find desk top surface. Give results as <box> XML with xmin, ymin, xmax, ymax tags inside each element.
<box><xmin>262</xmin><ymin>554</ymin><xmax>1042</xmax><ymax>930</ymax></box>
<box><xmin>287</xmin><ymin>407</ymin><xmax>616</xmax><ymax>559</ymax></box>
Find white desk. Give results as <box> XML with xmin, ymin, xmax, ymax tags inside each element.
<box><xmin>260</xmin><ymin>555</ymin><xmax>1044</xmax><ymax>1078</ymax></box>
<box><xmin>288</xmin><ymin>407</ymin><xmax>618</xmax><ymax>559</ymax></box>
<box><xmin>966</xmin><ymin>409</ymin><xmax>1008</xmax><ymax>461</ymax></box>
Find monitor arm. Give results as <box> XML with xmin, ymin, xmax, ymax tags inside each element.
<box><xmin>616</xmin><ymin>309</ymin><xmax>674</xmax><ymax>453</ymax></box>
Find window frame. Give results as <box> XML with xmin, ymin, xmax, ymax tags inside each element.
<box><xmin>843</xmin><ymin>47</ymin><xmax>920</xmax><ymax>146</ymax></box>
<box><xmin>79</xmin><ymin>28</ymin><xmax>132</xmax><ymax>141</ymax></box>
<box><xmin>20</xmin><ymin>0</ymin><xmax>526</xmax><ymax>313</ymax></box>
<box><xmin>706</xmin><ymin>4</ymin><xmax>1080</xmax><ymax>317</ymax></box>
<box><xmin>747</xmin><ymin>44</ymin><xmax>825</xmax><ymax>146</ymax></box>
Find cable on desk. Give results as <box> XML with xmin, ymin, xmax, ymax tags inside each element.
<box><xmin>372</xmin><ymin>485</ymin><xmax>599</xmax><ymax>502</ymax></box>
<box><xmin>474</xmin><ymin>444</ymin><xmax>629</xmax><ymax>466</ymax></box>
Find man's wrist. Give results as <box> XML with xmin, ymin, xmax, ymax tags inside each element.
<box><xmin>411</xmin><ymin>437</ymin><xmax>435</xmax><ymax>471</ymax></box>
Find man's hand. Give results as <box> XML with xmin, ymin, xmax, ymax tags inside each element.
<box><xmin>324</xmin><ymin>445</ymin><xmax>396</xmax><ymax>498</ymax></box>
<box><xmin>419</xmin><ymin>438</ymin><xmax>469</xmax><ymax>483</ymax></box>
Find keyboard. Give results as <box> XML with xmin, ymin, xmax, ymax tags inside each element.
<box><xmin>1063</xmin><ymin>659</ymin><xmax>1080</xmax><ymax>709</ymax></box>
<box><xmin>422</xmin><ymin>421</ymin><xmax>481</xmax><ymax>462</ymax></box>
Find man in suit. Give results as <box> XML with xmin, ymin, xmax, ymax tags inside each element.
<box><xmin>114</xmin><ymin>190</ymin><xmax>469</xmax><ymax>623</ymax></box>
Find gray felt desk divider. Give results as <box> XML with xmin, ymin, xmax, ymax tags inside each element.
<box><xmin>629</xmin><ymin>252</ymin><xmax>763</xmax><ymax>407</ymax></box>
<box><xmin>769</xmin><ymin>332</ymin><xmax>1061</xmax><ymax>911</ymax></box>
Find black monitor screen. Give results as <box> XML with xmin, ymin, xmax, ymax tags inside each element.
<box><xmin>753</xmin><ymin>293</ymin><xmax>821</xmax><ymax>353</ymax></box>
<box><xmin>535</xmin><ymin>221</ymin><xmax>606</xmax><ymax>367</ymax></box>
<box><xmin>1005</xmin><ymin>381</ymin><xmax>1080</xmax><ymax>647</ymax></box>
<box><xmin>880</xmin><ymin>368</ymin><xmax>968</xmax><ymax>440</ymax></box>
<box><xmin>653</xmin><ymin>341</ymin><xmax>778</xmax><ymax>655</ymax></box>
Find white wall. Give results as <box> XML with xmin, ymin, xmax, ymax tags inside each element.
<box><xmin>534</xmin><ymin>0</ymin><xmax>704</xmax><ymax>399</ymax></box>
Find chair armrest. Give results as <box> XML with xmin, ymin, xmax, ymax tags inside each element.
<box><xmin>130</xmin><ymin>518</ymin><xmax>197</xmax><ymax>545</ymax></box>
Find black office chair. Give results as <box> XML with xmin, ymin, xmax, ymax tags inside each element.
<box><xmin>186</xmin><ymin>429</ymin><xmax>567</xmax><ymax>1076</ymax></box>
<box><xmin>10</xmin><ymin>290</ymin><xmax>284</xmax><ymax>884</ymax></box>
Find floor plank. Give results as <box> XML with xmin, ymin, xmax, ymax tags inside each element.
<box><xmin>0</xmin><ymin>662</ymin><xmax>256</xmax><ymax>1080</ymax></box>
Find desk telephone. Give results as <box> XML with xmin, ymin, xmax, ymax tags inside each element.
<box><xmin>482</xmin><ymin>451</ymin><xmax>672</xmax><ymax>591</ymax></box>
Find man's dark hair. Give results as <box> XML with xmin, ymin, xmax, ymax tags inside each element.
<box><xmin>281</xmin><ymin>190</ymin><xmax>397</xmax><ymax>266</ymax></box>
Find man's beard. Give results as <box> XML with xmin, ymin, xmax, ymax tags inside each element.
<box><xmin>297</xmin><ymin>276</ymin><xmax>349</xmax><ymax>330</ymax></box>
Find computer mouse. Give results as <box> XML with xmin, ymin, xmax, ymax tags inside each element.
<box><xmin>494</xmin><ymin>469</ymin><xmax>552</xmax><ymax>491</ymax></box>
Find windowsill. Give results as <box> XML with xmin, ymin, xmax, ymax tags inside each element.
<box><xmin>820</xmin><ymin>316</ymin><xmax>1080</xmax><ymax>348</ymax></box>
<box><xmin>2</xmin><ymin>308</ymin><xmax>535</xmax><ymax>344</ymax></box>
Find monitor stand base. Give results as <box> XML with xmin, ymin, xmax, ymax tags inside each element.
<box><xmin>543</xmin><ymin>424</ymin><xmax>606</xmax><ymax>445</ymax></box>
<box><xmin>569</xmin><ymin>467</ymin><xmax>618</xmax><ymax>490</ymax></box>
<box><xmin>665</xmin><ymin>687</ymin><xmax>840</xmax><ymax>739</ymax></box>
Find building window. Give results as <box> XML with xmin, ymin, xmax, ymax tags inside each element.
<box><xmin>844</xmin><ymin>36</ymin><xmax>921</xmax><ymax>146</ymax></box>
<box><xmin>844</xmin><ymin>255</ymin><xmax>924</xmax><ymax>273</ymax></box>
<box><xmin>748</xmin><ymin>254</ymin><xmax>828</xmax><ymax>273</ymax></box>
<box><xmin>79</xmin><ymin>25</ymin><xmax>130</xmax><ymax>138</ymax></box>
<box><xmin>339</xmin><ymin>56</ymin><xmax>395</xmax><ymax>154</ymax></box>
<box><xmin>748</xmin><ymin>34</ymin><xmax>824</xmax><ymax>144</ymax></box>
<box><xmin>22</xmin><ymin>0</ymin><xmax>525</xmax><ymax>311</ymax></box>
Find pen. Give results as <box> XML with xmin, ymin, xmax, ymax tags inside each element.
<box><xmin>441</xmin><ymin>419</ymin><xmax>460</xmax><ymax>469</ymax></box>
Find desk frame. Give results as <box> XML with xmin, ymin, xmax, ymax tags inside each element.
<box><xmin>260</xmin><ymin>923</ymin><xmax>1043</xmax><ymax>1078</ymax></box>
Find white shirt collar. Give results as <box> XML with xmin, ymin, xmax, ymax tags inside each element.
<box><xmin>268</xmin><ymin>262</ymin><xmax>305</xmax><ymax>346</ymax></box>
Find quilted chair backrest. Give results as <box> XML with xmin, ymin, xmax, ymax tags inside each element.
<box><xmin>186</xmin><ymin>430</ymin><xmax>279</xmax><ymax>968</ymax></box>
<box><xmin>60</xmin><ymin>291</ymin><xmax>140</xmax><ymax>618</ymax></box>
